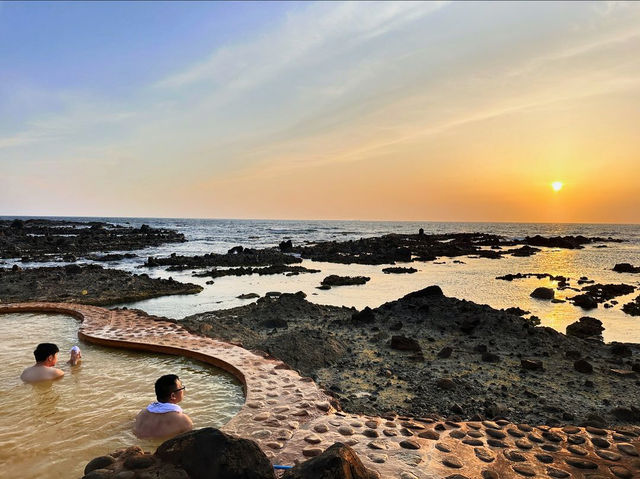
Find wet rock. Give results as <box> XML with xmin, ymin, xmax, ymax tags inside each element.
<box><xmin>85</xmin><ymin>456</ymin><xmax>116</xmax><ymax>475</ymax></box>
<box><xmin>525</xmin><ymin>234</ymin><xmax>618</xmax><ymax>249</ymax></box>
<box><xmin>195</xmin><ymin>264</ymin><xmax>320</xmax><ymax>279</ymax></box>
<box><xmin>382</xmin><ymin>267</ymin><xmax>417</xmax><ymax>274</ymax></box>
<box><xmin>155</xmin><ymin>428</ymin><xmax>275</xmax><ymax>479</ymax></box>
<box><xmin>570</xmin><ymin>294</ymin><xmax>598</xmax><ymax>310</ymax></box>
<box><xmin>123</xmin><ymin>454</ymin><xmax>155</xmax><ymax>470</ymax></box>
<box><xmin>622</xmin><ymin>296</ymin><xmax>640</xmax><ymax>316</ymax></box>
<box><xmin>613</xmin><ymin>263</ymin><xmax>640</xmax><ymax>273</ymax></box>
<box><xmin>148</xmin><ymin>248</ymin><xmax>300</xmax><ymax>270</ymax></box>
<box><xmin>530</xmin><ymin>287</ymin><xmax>554</xmax><ymax>300</ymax></box>
<box><xmin>279</xmin><ymin>240</ymin><xmax>293</xmax><ymax>252</ymax></box>
<box><xmin>83</xmin><ymin>470</ymin><xmax>115</xmax><ymax>479</ymax></box>
<box><xmin>582</xmin><ymin>283</ymin><xmax>636</xmax><ymax>302</ymax></box>
<box><xmin>566</xmin><ymin>317</ymin><xmax>604</xmax><ymax>339</ymax></box>
<box><xmin>238</xmin><ymin>293</ymin><xmax>260</xmax><ymax>299</ymax></box>
<box><xmin>282</xmin><ymin>442</ymin><xmax>375</xmax><ymax>479</ymax></box>
<box><xmin>321</xmin><ymin>275</ymin><xmax>370</xmax><ymax>287</ymax></box>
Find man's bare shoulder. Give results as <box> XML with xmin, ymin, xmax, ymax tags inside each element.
<box><xmin>20</xmin><ymin>366</ymin><xmax>64</xmax><ymax>383</ymax></box>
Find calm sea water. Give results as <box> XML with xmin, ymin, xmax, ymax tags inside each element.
<box><xmin>4</xmin><ymin>217</ymin><xmax>640</xmax><ymax>343</ymax></box>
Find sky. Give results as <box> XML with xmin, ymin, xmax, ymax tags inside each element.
<box><xmin>1</xmin><ymin>1</ymin><xmax>639</xmax><ymax>223</ymax></box>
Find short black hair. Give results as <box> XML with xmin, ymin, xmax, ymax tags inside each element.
<box><xmin>34</xmin><ymin>343</ymin><xmax>59</xmax><ymax>362</ymax></box>
<box><xmin>155</xmin><ymin>374</ymin><xmax>180</xmax><ymax>402</ymax></box>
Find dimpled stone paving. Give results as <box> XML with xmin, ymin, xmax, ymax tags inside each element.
<box><xmin>3</xmin><ymin>302</ymin><xmax>640</xmax><ymax>479</ymax></box>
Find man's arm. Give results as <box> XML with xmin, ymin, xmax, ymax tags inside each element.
<box><xmin>179</xmin><ymin>413</ymin><xmax>193</xmax><ymax>433</ymax></box>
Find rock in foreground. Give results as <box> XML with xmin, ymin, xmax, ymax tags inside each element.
<box><xmin>82</xmin><ymin>428</ymin><xmax>275</xmax><ymax>479</ymax></box>
<box><xmin>282</xmin><ymin>442</ymin><xmax>377</xmax><ymax>479</ymax></box>
<box><xmin>156</xmin><ymin>428</ymin><xmax>275</xmax><ymax>479</ymax></box>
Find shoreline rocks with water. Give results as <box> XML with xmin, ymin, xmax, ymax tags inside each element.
<box><xmin>284</xmin><ymin>233</ymin><xmax>622</xmax><ymax>265</ymax></box>
<box><xmin>145</xmin><ymin>247</ymin><xmax>302</xmax><ymax>270</ymax></box>
<box><xmin>0</xmin><ymin>264</ymin><xmax>203</xmax><ymax>305</ymax></box>
<box><xmin>0</xmin><ymin>219</ymin><xmax>185</xmax><ymax>261</ymax></box>
<box><xmin>181</xmin><ymin>286</ymin><xmax>640</xmax><ymax>428</ymax></box>
<box><xmin>193</xmin><ymin>264</ymin><xmax>321</xmax><ymax>279</ymax></box>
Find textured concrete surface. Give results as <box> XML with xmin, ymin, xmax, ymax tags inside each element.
<box><xmin>2</xmin><ymin>302</ymin><xmax>640</xmax><ymax>479</ymax></box>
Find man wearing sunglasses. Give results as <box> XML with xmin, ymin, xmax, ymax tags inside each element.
<box><xmin>133</xmin><ymin>374</ymin><xmax>193</xmax><ymax>439</ymax></box>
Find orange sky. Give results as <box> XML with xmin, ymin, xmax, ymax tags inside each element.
<box><xmin>1</xmin><ymin>2</ymin><xmax>639</xmax><ymax>223</ymax></box>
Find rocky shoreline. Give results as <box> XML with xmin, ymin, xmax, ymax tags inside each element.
<box><xmin>180</xmin><ymin>287</ymin><xmax>640</xmax><ymax>429</ymax></box>
<box><xmin>0</xmin><ymin>264</ymin><xmax>202</xmax><ymax>305</ymax></box>
<box><xmin>0</xmin><ymin>219</ymin><xmax>185</xmax><ymax>261</ymax></box>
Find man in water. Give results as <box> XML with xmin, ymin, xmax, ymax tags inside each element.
<box><xmin>133</xmin><ymin>374</ymin><xmax>193</xmax><ymax>439</ymax></box>
<box><xmin>20</xmin><ymin>343</ymin><xmax>65</xmax><ymax>383</ymax></box>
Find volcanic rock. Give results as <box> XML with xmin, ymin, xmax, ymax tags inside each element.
<box><xmin>530</xmin><ymin>287</ymin><xmax>555</xmax><ymax>300</ymax></box>
<box><xmin>574</xmin><ymin>359</ymin><xmax>593</xmax><ymax>374</ymax></box>
<box><xmin>321</xmin><ymin>275</ymin><xmax>371</xmax><ymax>287</ymax></box>
<box><xmin>566</xmin><ymin>317</ymin><xmax>604</xmax><ymax>339</ymax></box>
<box><xmin>570</xmin><ymin>294</ymin><xmax>598</xmax><ymax>310</ymax></box>
<box><xmin>156</xmin><ymin>428</ymin><xmax>275</xmax><ymax>479</ymax></box>
<box><xmin>390</xmin><ymin>336</ymin><xmax>421</xmax><ymax>352</ymax></box>
<box><xmin>613</xmin><ymin>263</ymin><xmax>640</xmax><ymax>273</ymax></box>
<box><xmin>281</xmin><ymin>442</ymin><xmax>375</xmax><ymax>479</ymax></box>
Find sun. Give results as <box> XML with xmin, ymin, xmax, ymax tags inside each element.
<box><xmin>551</xmin><ymin>181</ymin><xmax>563</xmax><ymax>192</ymax></box>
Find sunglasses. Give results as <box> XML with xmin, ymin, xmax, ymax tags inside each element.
<box><xmin>172</xmin><ymin>386</ymin><xmax>186</xmax><ymax>393</ymax></box>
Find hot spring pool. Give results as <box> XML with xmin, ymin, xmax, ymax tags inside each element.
<box><xmin>0</xmin><ymin>312</ymin><xmax>245</xmax><ymax>479</ymax></box>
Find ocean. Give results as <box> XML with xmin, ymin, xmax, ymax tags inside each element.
<box><xmin>3</xmin><ymin>217</ymin><xmax>640</xmax><ymax>343</ymax></box>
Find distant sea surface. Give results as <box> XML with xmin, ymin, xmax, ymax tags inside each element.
<box><xmin>4</xmin><ymin>217</ymin><xmax>640</xmax><ymax>343</ymax></box>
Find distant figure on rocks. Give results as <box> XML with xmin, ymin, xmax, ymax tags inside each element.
<box><xmin>133</xmin><ymin>374</ymin><xmax>193</xmax><ymax>439</ymax></box>
<box><xmin>20</xmin><ymin>343</ymin><xmax>65</xmax><ymax>383</ymax></box>
<box><xmin>67</xmin><ymin>345</ymin><xmax>82</xmax><ymax>366</ymax></box>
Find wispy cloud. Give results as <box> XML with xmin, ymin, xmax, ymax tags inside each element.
<box><xmin>156</xmin><ymin>2</ymin><xmax>448</xmax><ymax>91</ymax></box>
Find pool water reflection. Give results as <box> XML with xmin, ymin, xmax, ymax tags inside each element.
<box><xmin>0</xmin><ymin>313</ymin><xmax>245</xmax><ymax>479</ymax></box>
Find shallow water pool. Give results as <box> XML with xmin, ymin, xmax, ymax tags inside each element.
<box><xmin>0</xmin><ymin>312</ymin><xmax>245</xmax><ymax>479</ymax></box>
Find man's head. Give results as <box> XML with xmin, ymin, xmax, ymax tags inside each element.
<box><xmin>154</xmin><ymin>374</ymin><xmax>185</xmax><ymax>404</ymax></box>
<box><xmin>34</xmin><ymin>343</ymin><xmax>59</xmax><ymax>365</ymax></box>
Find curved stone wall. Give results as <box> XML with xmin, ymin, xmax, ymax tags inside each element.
<box><xmin>2</xmin><ymin>302</ymin><xmax>639</xmax><ymax>479</ymax></box>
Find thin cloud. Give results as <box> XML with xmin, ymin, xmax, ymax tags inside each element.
<box><xmin>155</xmin><ymin>2</ymin><xmax>448</xmax><ymax>91</ymax></box>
